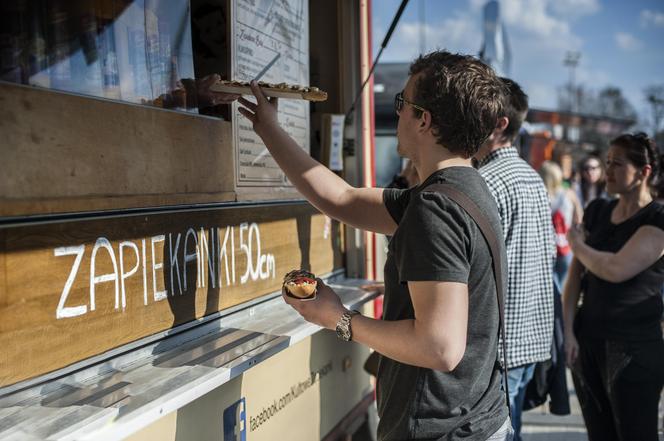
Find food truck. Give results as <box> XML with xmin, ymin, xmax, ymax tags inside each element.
<box><xmin>0</xmin><ymin>1</ymin><xmax>379</xmax><ymax>439</ymax></box>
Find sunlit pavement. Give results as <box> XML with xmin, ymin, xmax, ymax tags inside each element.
<box><xmin>521</xmin><ymin>370</ymin><xmax>586</xmax><ymax>441</ymax></box>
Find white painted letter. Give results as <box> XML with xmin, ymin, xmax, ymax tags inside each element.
<box><xmin>169</xmin><ymin>233</ymin><xmax>182</xmax><ymax>296</ymax></box>
<box><xmin>231</xmin><ymin>226</ymin><xmax>236</xmax><ymax>284</ymax></box>
<box><xmin>240</xmin><ymin>223</ymin><xmax>251</xmax><ymax>284</ymax></box>
<box><xmin>54</xmin><ymin>245</ymin><xmax>87</xmax><ymax>319</ymax></box>
<box><xmin>151</xmin><ymin>235</ymin><xmax>167</xmax><ymax>301</ymax></box>
<box><xmin>200</xmin><ymin>227</ymin><xmax>216</xmax><ymax>289</ymax></box>
<box><xmin>90</xmin><ymin>237</ymin><xmax>120</xmax><ymax>311</ymax></box>
<box><xmin>218</xmin><ymin>227</ymin><xmax>231</xmax><ymax>287</ymax></box>
<box><xmin>183</xmin><ymin>228</ymin><xmax>199</xmax><ymax>292</ymax></box>
<box><xmin>119</xmin><ymin>241</ymin><xmax>140</xmax><ymax>310</ymax></box>
<box><xmin>142</xmin><ymin>239</ymin><xmax>148</xmax><ymax>305</ymax></box>
<box><xmin>266</xmin><ymin>253</ymin><xmax>276</xmax><ymax>279</ymax></box>
<box><xmin>249</xmin><ymin>223</ymin><xmax>261</xmax><ymax>281</ymax></box>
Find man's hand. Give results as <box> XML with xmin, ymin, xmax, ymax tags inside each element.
<box><xmin>282</xmin><ymin>278</ymin><xmax>347</xmax><ymax>330</ymax></box>
<box><xmin>237</xmin><ymin>81</ymin><xmax>281</xmax><ymax>138</ymax></box>
<box><xmin>197</xmin><ymin>74</ymin><xmax>240</xmax><ymax>107</ymax></box>
<box><xmin>360</xmin><ymin>283</ymin><xmax>385</xmax><ymax>296</ymax></box>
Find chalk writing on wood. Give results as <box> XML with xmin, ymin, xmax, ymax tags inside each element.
<box><xmin>0</xmin><ymin>204</ymin><xmax>338</xmax><ymax>387</ymax></box>
<box><xmin>54</xmin><ymin>223</ymin><xmax>276</xmax><ymax>319</ymax></box>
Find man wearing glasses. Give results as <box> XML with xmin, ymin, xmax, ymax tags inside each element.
<box><xmin>394</xmin><ymin>90</ymin><xmax>428</xmax><ymax>114</ymax></box>
<box><xmin>238</xmin><ymin>51</ymin><xmax>513</xmax><ymax>440</ymax></box>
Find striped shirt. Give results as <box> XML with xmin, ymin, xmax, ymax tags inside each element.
<box><xmin>479</xmin><ymin>147</ymin><xmax>555</xmax><ymax>368</ymax></box>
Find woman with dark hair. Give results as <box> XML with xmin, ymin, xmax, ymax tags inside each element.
<box><xmin>563</xmin><ymin>132</ymin><xmax>664</xmax><ymax>441</ymax></box>
<box><xmin>575</xmin><ymin>154</ymin><xmax>608</xmax><ymax>208</ymax></box>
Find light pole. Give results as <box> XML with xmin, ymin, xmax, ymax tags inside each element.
<box><xmin>563</xmin><ymin>51</ymin><xmax>581</xmax><ymax>113</ymax></box>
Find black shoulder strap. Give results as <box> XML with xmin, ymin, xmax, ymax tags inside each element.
<box><xmin>424</xmin><ymin>182</ymin><xmax>511</xmax><ymax>417</ymax></box>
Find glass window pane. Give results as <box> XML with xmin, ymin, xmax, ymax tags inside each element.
<box><xmin>0</xmin><ymin>0</ymin><xmax>198</xmax><ymax>113</ymax></box>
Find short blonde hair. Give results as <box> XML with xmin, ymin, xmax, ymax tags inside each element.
<box><xmin>539</xmin><ymin>161</ymin><xmax>563</xmax><ymax>196</ymax></box>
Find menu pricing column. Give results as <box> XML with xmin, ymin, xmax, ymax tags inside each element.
<box><xmin>231</xmin><ymin>0</ymin><xmax>310</xmax><ymax>187</ymax></box>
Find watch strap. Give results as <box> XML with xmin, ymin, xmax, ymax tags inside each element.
<box><xmin>336</xmin><ymin>309</ymin><xmax>360</xmax><ymax>341</ymax></box>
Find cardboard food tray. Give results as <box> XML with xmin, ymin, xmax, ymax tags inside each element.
<box><xmin>210</xmin><ymin>82</ymin><xmax>327</xmax><ymax>101</ymax></box>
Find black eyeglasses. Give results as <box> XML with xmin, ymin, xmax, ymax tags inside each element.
<box><xmin>394</xmin><ymin>91</ymin><xmax>428</xmax><ymax>115</ymax></box>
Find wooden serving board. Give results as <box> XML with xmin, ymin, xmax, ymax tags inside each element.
<box><xmin>210</xmin><ymin>82</ymin><xmax>327</xmax><ymax>101</ymax></box>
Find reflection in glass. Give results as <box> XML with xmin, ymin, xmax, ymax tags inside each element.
<box><xmin>0</xmin><ymin>0</ymin><xmax>197</xmax><ymax>113</ymax></box>
<box><xmin>375</xmin><ymin>135</ymin><xmax>403</xmax><ymax>188</ymax></box>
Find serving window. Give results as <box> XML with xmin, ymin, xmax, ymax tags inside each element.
<box><xmin>0</xmin><ymin>1</ymin><xmax>204</xmax><ymax>111</ymax></box>
<box><xmin>0</xmin><ymin>0</ymin><xmax>355</xmax><ymax>213</ymax></box>
<box><xmin>0</xmin><ymin>0</ymin><xmax>366</xmax><ymax>393</ymax></box>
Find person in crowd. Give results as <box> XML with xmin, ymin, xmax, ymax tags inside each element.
<box><xmin>387</xmin><ymin>158</ymin><xmax>419</xmax><ymax>190</ymax></box>
<box><xmin>575</xmin><ymin>154</ymin><xmax>608</xmax><ymax>208</ymax></box>
<box><xmin>564</xmin><ymin>165</ymin><xmax>584</xmax><ymax>225</ymax></box>
<box><xmin>563</xmin><ymin>132</ymin><xmax>664</xmax><ymax>441</ymax></box>
<box><xmin>539</xmin><ymin>161</ymin><xmax>580</xmax><ymax>291</ymax></box>
<box><xmin>238</xmin><ymin>51</ymin><xmax>512</xmax><ymax>440</ymax></box>
<box><xmin>474</xmin><ymin>78</ymin><xmax>555</xmax><ymax>441</ymax></box>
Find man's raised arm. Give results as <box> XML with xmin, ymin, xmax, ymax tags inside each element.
<box><xmin>237</xmin><ymin>81</ymin><xmax>397</xmax><ymax>236</ymax></box>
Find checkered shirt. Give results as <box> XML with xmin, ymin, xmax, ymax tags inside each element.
<box><xmin>478</xmin><ymin>147</ymin><xmax>555</xmax><ymax>368</ymax></box>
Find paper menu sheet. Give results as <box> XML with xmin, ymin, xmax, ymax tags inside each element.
<box><xmin>231</xmin><ymin>0</ymin><xmax>309</xmax><ymax>186</ymax></box>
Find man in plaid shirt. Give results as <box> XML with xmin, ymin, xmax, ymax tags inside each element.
<box><xmin>475</xmin><ymin>78</ymin><xmax>556</xmax><ymax>441</ymax></box>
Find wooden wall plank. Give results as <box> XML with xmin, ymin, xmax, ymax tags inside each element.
<box><xmin>0</xmin><ymin>203</ymin><xmax>344</xmax><ymax>387</ymax></box>
<box><xmin>0</xmin><ymin>82</ymin><xmax>295</xmax><ymax>216</ymax></box>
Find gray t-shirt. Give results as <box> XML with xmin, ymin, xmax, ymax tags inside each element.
<box><xmin>378</xmin><ymin>166</ymin><xmax>508</xmax><ymax>440</ymax></box>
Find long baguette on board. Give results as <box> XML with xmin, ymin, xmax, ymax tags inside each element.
<box><xmin>210</xmin><ymin>80</ymin><xmax>328</xmax><ymax>102</ymax></box>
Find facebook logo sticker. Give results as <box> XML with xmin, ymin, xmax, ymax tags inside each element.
<box><xmin>223</xmin><ymin>398</ymin><xmax>246</xmax><ymax>441</ymax></box>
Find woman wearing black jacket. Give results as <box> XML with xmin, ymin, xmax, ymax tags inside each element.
<box><xmin>563</xmin><ymin>133</ymin><xmax>664</xmax><ymax>441</ymax></box>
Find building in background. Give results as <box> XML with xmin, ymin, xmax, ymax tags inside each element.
<box><xmin>479</xmin><ymin>0</ymin><xmax>511</xmax><ymax>77</ymax></box>
<box><xmin>524</xmin><ymin>109</ymin><xmax>635</xmax><ymax>178</ymax></box>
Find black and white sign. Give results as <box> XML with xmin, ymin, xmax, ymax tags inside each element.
<box><xmin>231</xmin><ymin>0</ymin><xmax>309</xmax><ymax>186</ymax></box>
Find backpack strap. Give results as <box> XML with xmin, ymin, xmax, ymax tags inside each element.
<box><xmin>424</xmin><ymin>182</ymin><xmax>511</xmax><ymax>418</ymax></box>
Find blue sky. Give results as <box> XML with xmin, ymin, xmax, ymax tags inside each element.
<box><xmin>372</xmin><ymin>0</ymin><xmax>664</xmax><ymax>130</ymax></box>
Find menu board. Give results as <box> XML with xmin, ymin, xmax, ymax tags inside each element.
<box><xmin>231</xmin><ymin>0</ymin><xmax>309</xmax><ymax>186</ymax></box>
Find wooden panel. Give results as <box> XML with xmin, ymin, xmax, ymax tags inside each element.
<box><xmin>235</xmin><ymin>186</ymin><xmax>301</xmax><ymax>202</ymax></box>
<box><xmin>0</xmin><ymin>203</ymin><xmax>344</xmax><ymax>387</ymax></box>
<box><xmin>0</xmin><ymin>82</ymin><xmax>236</xmax><ymax>216</ymax></box>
